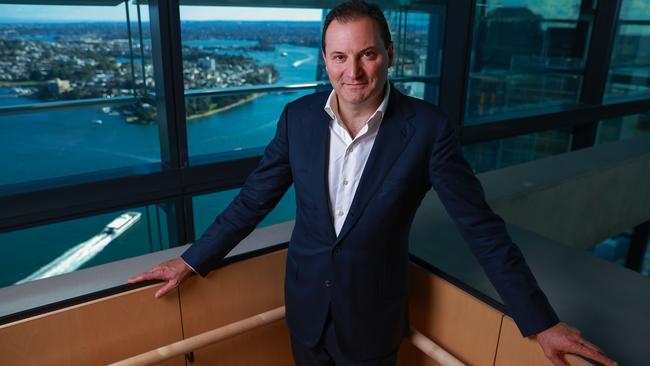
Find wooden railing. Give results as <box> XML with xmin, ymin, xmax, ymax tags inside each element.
<box><xmin>110</xmin><ymin>305</ymin><xmax>465</xmax><ymax>366</ymax></box>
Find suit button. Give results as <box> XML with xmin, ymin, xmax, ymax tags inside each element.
<box><xmin>333</xmin><ymin>245</ymin><xmax>341</xmax><ymax>253</ymax></box>
<box><xmin>324</xmin><ymin>280</ymin><xmax>332</xmax><ymax>287</ymax></box>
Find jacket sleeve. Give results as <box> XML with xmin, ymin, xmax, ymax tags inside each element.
<box><xmin>181</xmin><ymin>105</ymin><xmax>293</xmax><ymax>276</ymax></box>
<box><xmin>428</xmin><ymin>116</ymin><xmax>559</xmax><ymax>337</ymax></box>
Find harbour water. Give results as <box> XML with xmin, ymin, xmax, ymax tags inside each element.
<box><xmin>0</xmin><ymin>42</ymin><xmax>318</xmax><ymax>286</ymax></box>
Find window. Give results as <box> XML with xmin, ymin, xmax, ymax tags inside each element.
<box><xmin>596</xmin><ymin>112</ymin><xmax>650</xmax><ymax>145</ymax></box>
<box><xmin>462</xmin><ymin>128</ymin><xmax>573</xmax><ymax>174</ymax></box>
<box><xmin>193</xmin><ymin>187</ymin><xmax>296</xmax><ymax>239</ymax></box>
<box><xmin>179</xmin><ymin>3</ymin><xmax>444</xmax><ymax>159</ymax></box>
<box><xmin>0</xmin><ymin>1</ymin><xmax>159</xmax><ymax>186</ymax></box>
<box><xmin>466</xmin><ymin>0</ymin><xmax>592</xmax><ymax>119</ymax></box>
<box><xmin>0</xmin><ymin>203</ymin><xmax>170</xmax><ymax>288</ymax></box>
<box><xmin>604</xmin><ymin>0</ymin><xmax>650</xmax><ymax>100</ymax></box>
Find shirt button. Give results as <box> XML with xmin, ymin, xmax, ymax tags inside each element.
<box><xmin>324</xmin><ymin>280</ymin><xmax>332</xmax><ymax>287</ymax></box>
<box><xmin>348</xmin><ymin>147</ymin><xmax>354</xmax><ymax>153</ymax></box>
<box><xmin>338</xmin><ymin>211</ymin><xmax>344</xmax><ymax>217</ymax></box>
<box><xmin>343</xmin><ymin>179</ymin><xmax>349</xmax><ymax>186</ymax></box>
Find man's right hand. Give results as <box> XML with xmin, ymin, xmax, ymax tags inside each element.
<box><xmin>128</xmin><ymin>258</ymin><xmax>193</xmax><ymax>298</ymax></box>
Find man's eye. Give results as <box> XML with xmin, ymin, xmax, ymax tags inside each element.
<box><xmin>363</xmin><ymin>52</ymin><xmax>376</xmax><ymax>58</ymax></box>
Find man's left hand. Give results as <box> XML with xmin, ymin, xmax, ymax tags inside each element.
<box><xmin>535</xmin><ymin>322</ymin><xmax>617</xmax><ymax>366</ymax></box>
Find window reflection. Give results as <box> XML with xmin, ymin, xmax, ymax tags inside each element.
<box><xmin>605</xmin><ymin>0</ymin><xmax>650</xmax><ymax>100</ymax></box>
<box><xmin>467</xmin><ymin>0</ymin><xmax>591</xmax><ymax>119</ymax></box>
<box><xmin>596</xmin><ymin>112</ymin><xmax>650</xmax><ymax>144</ymax></box>
<box><xmin>463</xmin><ymin>128</ymin><xmax>573</xmax><ymax>174</ymax></box>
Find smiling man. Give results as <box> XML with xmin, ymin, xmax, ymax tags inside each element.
<box><xmin>130</xmin><ymin>1</ymin><xmax>617</xmax><ymax>365</ymax></box>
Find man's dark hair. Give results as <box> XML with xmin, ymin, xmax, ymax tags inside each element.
<box><xmin>321</xmin><ymin>0</ymin><xmax>392</xmax><ymax>52</ymax></box>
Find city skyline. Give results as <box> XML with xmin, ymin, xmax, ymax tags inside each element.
<box><xmin>0</xmin><ymin>4</ymin><xmax>322</xmax><ymax>22</ymax></box>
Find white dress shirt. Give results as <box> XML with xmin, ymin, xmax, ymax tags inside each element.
<box><xmin>324</xmin><ymin>84</ymin><xmax>391</xmax><ymax>236</ymax></box>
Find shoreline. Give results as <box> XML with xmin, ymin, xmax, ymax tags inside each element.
<box><xmin>0</xmin><ymin>81</ymin><xmax>42</xmax><ymax>88</ymax></box>
<box><xmin>186</xmin><ymin>92</ymin><xmax>264</xmax><ymax>121</ymax></box>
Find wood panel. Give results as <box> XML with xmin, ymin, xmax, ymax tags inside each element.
<box><xmin>179</xmin><ymin>249</ymin><xmax>292</xmax><ymax>365</ymax></box>
<box><xmin>0</xmin><ymin>285</ymin><xmax>185</xmax><ymax>366</ymax></box>
<box><xmin>400</xmin><ymin>263</ymin><xmax>504</xmax><ymax>366</ymax></box>
<box><xmin>494</xmin><ymin>317</ymin><xmax>589</xmax><ymax>366</ymax></box>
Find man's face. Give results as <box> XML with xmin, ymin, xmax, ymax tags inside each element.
<box><xmin>322</xmin><ymin>16</ymin><xmax>393</xmax><ymax>110</ymax></box>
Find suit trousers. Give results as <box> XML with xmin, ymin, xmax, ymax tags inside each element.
<box><xmin>289</xmin><ymin>310</ymin><xmax>399</xmax><ymax>366</ymax></box>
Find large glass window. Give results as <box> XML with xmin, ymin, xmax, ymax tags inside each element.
<box><xmin>466</xmin><ymin>0</ymin><xmax>592</xmax><ymax>120</ymax></box>
<box><xmin>0</xmin><ymin>203</ymin><xmax>170</xmax><ymax>288</ymax></box>
<box><xmin>604</xmin><ymin>0</ymin><xmax>650</xmax><ymax>100</ymax></box>
<box><xmin>0</xmin><ymin>2</ymin><xmax>158</xmax><ymax>186</ymax></box>
<box><xmin>595</xmin><ymin>112</ymin><xmax>650</xmax><ymax>145</ymax></box>
<box><xmin>462</xmin><ymin>128</ymin><xmax>573</xmax><ymax>174</ymax></box>
<box><xmin>179</xmin><ymin>3</ymin><xmax>444</xmax><ymax>159</ymax></box>
<box><xmin>193</xmin><ymin>187</ymin><xmax>296</xmax><ymax>239</ymax></box>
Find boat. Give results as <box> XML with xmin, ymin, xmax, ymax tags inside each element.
<box><xmin>280</xmin><ymin>51</ymin><xmax>288</xmax><ymax>57</ymax></box>
<box><xmin>92</xmin><ymin>119</ymin><xmax>103</xmax><ymax>124</ymax></box>
<box><xmin>14</xmin><ymin>212</ymin><xmax>141</xmax><ymax>284</ymax></box>
<box><xmin>102</xmin><ymin>212</ymin><xmax>141</xmax><ymax>236</ymax></box>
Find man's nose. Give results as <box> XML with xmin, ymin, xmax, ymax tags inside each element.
<box><xmin>346</xmin><ymin>58</ymin><xmax>362</xmax><ymax>79</ymax></box>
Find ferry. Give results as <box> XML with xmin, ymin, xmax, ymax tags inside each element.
<box><xmin>102</xmin><ymin>211</ymin><xmax>141</xmax><ymax>236</ymax></box>
<box><xmin>14</xmin><ymin>212</ymin><xmax>141</xmax><ymax>284</ymax></box>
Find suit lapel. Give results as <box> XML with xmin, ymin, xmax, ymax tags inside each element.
<box><xmin>335</xmin><ymin>88</ymin><xmax>415</xmax><ymax>244</ymax></box>
<box><xmin>310</xmin><ymin>104</ymin><xmax>337</xmax><ymax>239</ymax></box>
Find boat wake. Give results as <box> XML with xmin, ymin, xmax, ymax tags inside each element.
<box><xmin>292</xmin><ymin>55</ymin><xmax>314</xmax><ymax>68</ymax></box>
<box><xmin>15</xmin><ymin>212</ymin><xmax>142</xmax><ymax>285</ymax></box>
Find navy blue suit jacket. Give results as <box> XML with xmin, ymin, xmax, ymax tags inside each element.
<box><xmin>182</xmin><ymin>86</ymin><xmax>559</xmax><ymax>360</ymax></box>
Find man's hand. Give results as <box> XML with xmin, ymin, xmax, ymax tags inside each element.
<box><xmin>128</xmin><ymin>258</ymin><xmax>193</xmax><ymax>298</ymax></box>
<box><xmin>535</xmin><ymin>322</ymin><xmax>617</xmax><ymax>366</ymax></box>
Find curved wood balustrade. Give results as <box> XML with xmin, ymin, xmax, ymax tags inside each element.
<box><xmin>0</xmin><ymin>249</ymin><xmax>589</xmax><ymax>365</ymax></box>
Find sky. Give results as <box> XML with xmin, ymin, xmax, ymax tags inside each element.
<box><xmin>0</xmin><ymin>1</ymin><xmax>647</xmax><ymax>23</ymax></box>
<box><xmin>0</xmin><ymin>4</ymin><xmax>323</xmax><ymax>22</ymax></box>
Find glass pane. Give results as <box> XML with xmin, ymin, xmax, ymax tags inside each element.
<box><xmin>179</xmin><ymin>3</ymin><xmax>444</xmax><ymax>159</ymax></box>
<box><xmin>0</xmin><ymin>2</ymin><xmax>161</xmax><ymax>186</ymax></box>
<box><xmin>0</xmin><ymin>102</ymin><xmax>161</xmax><ymax>185</ymax></box>
<box><xmin>0</xmin><ymin>203</ymin><xmax>170</xmax><ymax>288</ymax></box>
<box><xmin>604</xmin><ymin>0</ymin><xmax>650</xmax><ymax>100</ymax></box>
<box><xmin>466</xmin><ymin>0</ymin><xmax>591</xmax><ymax>120</ymax></box>
<box><xmin>0</xmin><ymin>2</ymin><xmax>152</xmax><ymax>104</ymax></box>
<box><xmin>193</xmin><ymin>186</ymin><xmax>296</xmax><ymax>240</ymax></box>
<box><xmin>591</xmin><ymin>229</ymin><xmax>650</xmax><ymax>277</ymax></box>
<box><xmin>591</xmin><ymin>232</ymin><xmax>632</xmax><ymax>267</ymax></box>
<box><xmin>462</xmin><ymin>128</ymin><xmax>573</xmax><ymax>174</ymax></box>
<box><xmin>595</xmin><ymin>112</ymin><xmax>650</xmax><ymax>145</ymax></box>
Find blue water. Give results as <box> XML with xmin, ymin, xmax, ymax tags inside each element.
<box><xmin>0</xmin><ymin>42</ymin><xmax>319</xmax><ymax>287</ymax></box>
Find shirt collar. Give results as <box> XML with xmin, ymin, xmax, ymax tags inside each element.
<box><xmin>324</xmin><ymin>82</ymin><xmax>391</xmax><ymax>128</ymax></box>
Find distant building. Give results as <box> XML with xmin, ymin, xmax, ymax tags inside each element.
<box><xmin>47</xmin><ymin>78</ymin><xmax>71</xmax><ymax>95</ymax></box>
<box><xmin>198</xmin><ymin>57</ymin><xmax>216</xmax><ymax>71</ymax></box>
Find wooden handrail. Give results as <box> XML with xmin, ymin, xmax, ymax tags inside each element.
<box><xmin>409</xmin><ymin>329</ymin><xmax>466</xmax><ymax>366</ymax></box>
<box><xmin>109</xmin><ymin>305</ymin><xmax>465</xmax><ymax>366</ymax></box>
<box><xmin>109</xmin><ymin>306</ymin><xmax>285</xmax><ymax>366</ymax></box>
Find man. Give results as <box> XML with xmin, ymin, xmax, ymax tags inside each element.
<box><xmin>130</xmin><ymin>2</ymin><xmax>617</xmax><ymax>366</ymax></box>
